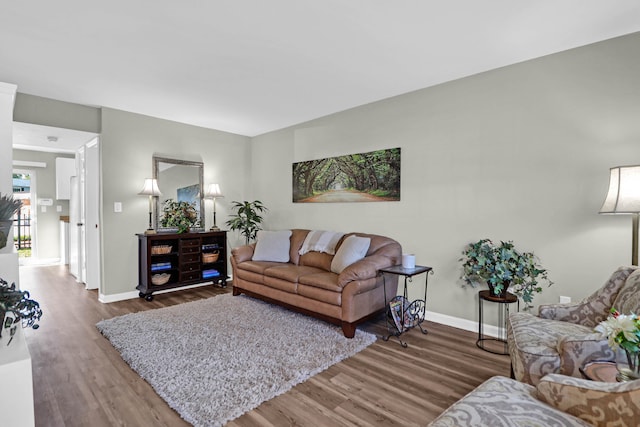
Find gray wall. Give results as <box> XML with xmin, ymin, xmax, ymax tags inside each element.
<box><xmin>14</xmin><ymin>93</ymin><xmax>101</xmax><ymax>133</ymax></box>
<box><xmin>100</xmin><ymin>108</ymin><xmax>251</xmax><ymax>296</ymax></box>
<box><xmin>250</xmin><ymin>32</ymin><xmax>640</xmax><ymax>323</ymax></box>
<box><xmin>12</xmin><ymin>149</ymin><xmax>73</xmax><ymax>260</ymax></box>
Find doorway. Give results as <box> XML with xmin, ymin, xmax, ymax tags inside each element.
<box><xmin>12</xmin><ymin>122</ymin><xmax>100</xmax><ymax>288</ymax></box>
<box><xmin>12</xmin><ymin>169</ymin><xmax>35</xmax><ymax>261</ymax></box>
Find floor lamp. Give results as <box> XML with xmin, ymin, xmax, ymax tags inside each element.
<box><xmin>599</xmin><ymin>165</ymin><xmax>640</xmax><ymax>266</ymax></box>
<box><xmin>138</xmin><ymin>178</ymin><xmax>162</xmax><ymax>235</ymax></box>
<box><xmin>204</xmin><ymin>183</ymin><xmax>224</xmax><ymax>231</ymax></box>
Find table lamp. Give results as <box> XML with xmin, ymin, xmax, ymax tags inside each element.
<box><xmin>599</xmin><ymin>165</ymin><xmax>640</xmax><ymax>266</ymax></box>
<box><xmin>138</xmin><ymin>178</ymin><xmax>162</xmax><ymax>234</ymax></box>
<box><xmin>204</xmin><ymin>183</ymin><xmax>224</xmax><ymax>231</ymax></box>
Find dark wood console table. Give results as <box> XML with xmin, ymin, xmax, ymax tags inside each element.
<box><xmin>137</xmin><ymin>231</ymin><xmax>227</xmax><ymax>301</ymax></box>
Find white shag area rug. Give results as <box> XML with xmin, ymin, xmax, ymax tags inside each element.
<box><xmin>96</xmin><ymin>294</ymin><xmax>376</xmax><ymax>427</ymax></box>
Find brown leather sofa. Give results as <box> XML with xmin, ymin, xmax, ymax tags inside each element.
<box><xmin>230</xmin><ymin>229</ymin><xmax>402</xmax><ymax>337</ymax></box>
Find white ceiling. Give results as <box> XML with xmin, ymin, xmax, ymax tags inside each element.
<box><xmin>12</xmin><ymin>122</ymin><xmax>97</xmax><ymax>154</ymax></box>
<box><xmin>2</xmin><ymin>0</ymin><xmax>640</xmax><ymax>141</ymax></box>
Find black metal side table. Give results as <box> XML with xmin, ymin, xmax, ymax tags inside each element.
<box><xmin>477</xmin><ymin>290</ymin><xmax>519</xmax><ymax>355</ymax></box>
<box><xmin>379</xmin><ymin>265</ymin><xmax>433</xmax><ymax>348</ymax></box>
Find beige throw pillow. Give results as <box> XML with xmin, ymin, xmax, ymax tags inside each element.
<box><xmin>536</xmin><ymin>373</ymin><xmax>640</xmax><ymax>427</ymax></box>
<box><xmin>252</xmin><ymin>230</ymin><xmax>292</xmax><ymax>262</ymax></box>
<box><xmin>331</xmin><ymin>235</ymin><xmax>371</xmax><ymax>274</ymax></box>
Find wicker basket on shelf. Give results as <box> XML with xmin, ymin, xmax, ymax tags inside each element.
<box><xmin>151</xmin><ymin>273</ymin><xmax>171</xmax><ymax>285</ymax></box>
<box><xmin>202</xmin><ymin>251</ymin><xmax>219</xmax><ymax>263</ymax></box>
<box><xmin>151</xmin><ymin>245</ymin><xmax>172</xmax><ymax>255</ymax></box>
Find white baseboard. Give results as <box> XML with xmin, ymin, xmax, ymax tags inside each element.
<box><xmin>18</xmin><ymin>257</ymin><xmax>60</xmax><ymax>266</ymax></box>
<box><xmin>97</xmin><ymin>281</ymin><xmax>504</xmax><ymax>339</ymax></box>
<box><xmin>98</xmin><ymin>281</ymin><xmax>215</xmax><ymax>304</ymax></box>
<box><xmin>426</xmin><ymin>309</ymin><xmax>503</xmax><ymax>339</ymax></box>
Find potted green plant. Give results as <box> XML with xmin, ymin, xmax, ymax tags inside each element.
<box><xmin>0</xmin><ymin>277</ymin><xmax>42</xmax><ymax>345</ymax></box>
<box><xmin>225</xmin><ymin>200</ymin><xmax>267</xmax><ymax>245</ymax></box>
<box><xmin>160</xmin><ymin>199</ymin><xmax>200</xmax><ymax>233</ymax></box>
<box><xmin>460</xmin><ymin>239</ymin><xmax>552</xmax><ymax>309</ymax></box>
<box><xmin>0</xmin><ymin>193</ymin><xmax>21</xmax><ymax>250</ymax></box>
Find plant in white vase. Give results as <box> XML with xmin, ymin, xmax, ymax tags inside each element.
<box><xmin>595</xmin><ymin>308</ymin><xmax>640</xmax><ymax>381</ymax></box>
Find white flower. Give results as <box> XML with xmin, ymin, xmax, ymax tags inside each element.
<box><xmin>595</xmin><ymin>313</ymin><xmax>640</xmax><ymax>350</ymax></box>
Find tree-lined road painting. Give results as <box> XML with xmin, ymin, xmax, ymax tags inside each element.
<box><xmin>292</xmin><ymin>148</ymin><xmax>401</xmax><ymax>203</ymax></box>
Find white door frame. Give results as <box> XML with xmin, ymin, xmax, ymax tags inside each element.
<box><xmin>84</xmin><ymin>137</ymin><xmax>100</xmax><ymax>290</ymax></box>
<box><xmin>69</xmin><ymin>175</ymin><xmax>80</xmax><ymax>281</ymax></box>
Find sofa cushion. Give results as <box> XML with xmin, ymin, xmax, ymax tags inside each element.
<box><xmin>234</xmin><ymin>268</ymin><xmax>269</xmax><ymax>285</ymax></box>
<box><xmin>331</xmin><ymin>235</ymin><xmax>371</xmax><ymax>274</ymax></box>
<box><xmin>252</xmin><ymin>230</ymin><xmax>292</xmax><ymax>262</ymax></box>
<box><xmin>428</xmin><ymin>376</ymin><xmax>590</xmax><ymax>427</ymax></box>
<box><xmin>264</xmin><ymin>265</ymin><xmax>325</xmax><ymax>283</ymax></box>
<box><xmin>299</xmin><ymin>251</ymin><xmax>333</xmax><ymax>271</ymax></box>
<box><xmin>297</xmin><ymin>284</ymin><xmax>342</xmax><ymax>306</ymax></box>
<box><xmin>236</xmin><ymin>260</ymin><xmax>284</xmax><ymax>276</ymax></box>
<box><xmin>537</xmin><ymin>373</ymin><xmax>640</xmax><ymax>427</ymax></box>
<box><xmin>298</xmin><ymin>271</ymin><xmax>342</xmax><ymax>292</ymax></box>
<box><xmin>611</xmin><ymin>268</ymin><xmax>640</xmax><ymax>315</ymax></box>
<box><xmin>289</xmin><ymin>229</ymin><xmax>310</xmax><ymax>266</ymax></box>
<box><xmin>263</xmin><ymin>276</ymin><xmax>298</xmax><ymax>293</ymax></box>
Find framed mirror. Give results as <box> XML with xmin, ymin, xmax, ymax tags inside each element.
<box><xmin>153</xmin><ymin>156</ymin><xmax>205</xmax><ymax>232</ymax></box>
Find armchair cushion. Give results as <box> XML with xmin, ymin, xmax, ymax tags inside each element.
<box><xmin>428</xmin><ymin>376</ymin><xmax>591</xmax><ymax>427</ymax></box>
<box><xmin>536</xmin><ymin>373</ymin><xmax>640</xmax><ymax>427</ymax></box>
<box><xmin>508</xmin><ymin>312</ymin><xmax>599</xmax><ymax>385</ymax></box>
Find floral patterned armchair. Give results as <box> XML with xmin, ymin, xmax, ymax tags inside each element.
<box><xmin>507</xmin><ymin>266</ymin><xmax>640</xmax><ymax>386</ymax></box>
<box><xmin>428</xmin><ymin>374</ymin><xmax>640</xmax><ymax>427</ymax></box>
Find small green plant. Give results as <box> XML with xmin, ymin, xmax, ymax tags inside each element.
<box><xmin>0</xmin><ymin>193</ymin><xmax>21</xmax><ymax>220</ymax></box>
<box><xmin>225</xmin><ymin>200</ymin><xmax>267</xmax><ymax>245</ymax></box>
<box><xmin>160</xmin><ymin>199</ymin><xmax>200</xmax><ymax>233</ymax></box>
<box><xmin>0</xmin><ymin>193</ymin><xmax>21</xmax><ymax>249</ymax></box>
<box><xmin>0</xmin><ymin>277</ymin><xmax>42</xmax><ymax>345</ymax></box>
<box><xmin>460</xmin><ymin>239</ymin><xmax>552</xmax><ymax>309</ymax></box>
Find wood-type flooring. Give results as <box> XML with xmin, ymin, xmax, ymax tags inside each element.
<box><xmin>20</xmin><ymin>264</ymin><xmax>510</xmax><ymax>427</ymax></box>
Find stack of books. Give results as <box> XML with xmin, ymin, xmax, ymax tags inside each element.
<box><xmin>202</xmin><ymin>269</ymin><xmax>220</xmax><ymax>279</ymax></box>
<box><xmin>151</xmin><ymin>262</ymin><xmax>171</xmax><ymax>272</ymax></box>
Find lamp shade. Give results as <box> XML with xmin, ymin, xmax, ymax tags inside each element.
<box><xmin>138</xmin><ymin>178</ymin><xmax>162</xmax><ymax>196</ymax></box>
<box><xmin>600</xmin><ymin>166</ymin><xmax>640</xmax><ymax>214</ymax></box>
<box><xmin>204</xmin><ymin>183</ymin><xmax>223</xmax><ymax>199</ymax></box>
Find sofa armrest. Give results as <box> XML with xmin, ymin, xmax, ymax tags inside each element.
<box><xmin>338</xmin><ymin>254</ymin><xmax>392</xmax><ymax>287</ymax></box>
<box><xmin>557</xmin><ymin>333</ymin><xmax>615</xmax><ymax>378</ymax></box>
<box><xmin>536</xmin><ymin>373</ymin><xmax>640</xmax><ymax>427</ymax></box>
<box><xmin>231</xmin><ymin>244</ymin><xmax>255</xmax><ymax>263</ymax></box>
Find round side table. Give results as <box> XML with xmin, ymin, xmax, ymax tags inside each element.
<box><xmin>477</xmin><ymin>290</ymin><xmax>519</xmax><ymax>355</ymax></box>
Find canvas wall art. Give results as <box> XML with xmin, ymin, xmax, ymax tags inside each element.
<box><xmin>292</xmin><ymin>147</ymin><xmax>401</xmax><ymax>203</ymax></box>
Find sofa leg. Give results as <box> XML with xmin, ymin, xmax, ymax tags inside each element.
<box><xmin>510</xmin><ymin>363</ymin><xmax>515</xmax><ymax>379</ymax></box>
<box><xmin>341</xmin><ymin>322</ymin><xmax>356</xmax><ymax>338</ymax></box>
<box><xmin>232</xmin><ymin>286</ymin><xmax>241</xmax><ymax>296</ymax></box>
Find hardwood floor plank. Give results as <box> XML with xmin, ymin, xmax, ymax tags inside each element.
<box><xmin>21</xmin><ymin>264</ymin><xmax>510</xmax><ymax>426</ymax></box>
